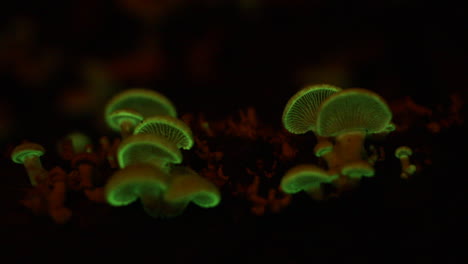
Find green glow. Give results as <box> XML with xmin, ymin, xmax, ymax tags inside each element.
<box><xmin>280</xmin><ymin>164</ymin><xmax>337</xmax><ymax>194</ymax></box>
<box><xmin>11</xmin><ymin>143</ymin><xmax>45</xmax><ymax>164</ymax></box>
<box><xmin>105</xmin><ymin>164</ymin><xmax>169</xmax><ymax>206</ymax></box>
<box><xmin>314</xmin><ymin>140</ymin><xmax>333</xmax><ymax>157</ymax></box>
<box><xmin>11</xmin><ymin>142</ymin><xmax>47</xmax><ymax>186</ymax></box>
<box><xmin>395</xmin><ymin>146</ymin><xmax>412</xmax><ymax>158</ymax></box>
<box><xmin>384</xmin><ymin>122</ymin><xmax>396</xmax><ymax>133</ymax></box>
<box><xmin>316</xmin><ymin>88</ymin><xmax>392</xmax><ymax>137</ymax></box>
<box><xmin>282</xmin><ymin>84</ymin><xmax>342</xmax><ymax>134</ymax></box>
<box><xmin>164</xmin><ymin>166</ymin><xmax>221</xmax><ymax>209</ymax></box>
<box><xmin>406</xmin><ymin>164</ymin><xmax>417</xmax><ymax>174</ymax></box>
<box><xmin>117</xmin><ymin>134</ymin><xmax>182</xmax><ymax>170</ymax></box>
<box><xmin>104</xmin><ymin>89</ymin><xmax>177</xmax><ymax>124</ymax></box>
<box><xmin>106</xmin><ymin>109</ymin><xmax>144</xmax><ymax>132</ymax></box>
<box><xmin>341</xmin><ymin>161</ymin><xmax>375</xmax><ymax>178</ymax></box>
<box><xmin>61</xmin><ymin>132</ymin><xmax>92</xmax><ymax>154</ymax></box>
<box><xmin>133</xmin><ymin>116</ymin><xmax>194</xmax><ymax>150</ymax></box>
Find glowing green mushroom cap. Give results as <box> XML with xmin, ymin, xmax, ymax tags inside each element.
<box><xmin>59</xmin><ymin>132</ymin><xmax>91</xmax><ymax>154</ymax></box>
<box><xmin>106</xmin><ymin>109</ymin><xmax>144</xmax><ymax>132</ymax></box>
<box><xmin>282</xmin><ymin>84</ymin><xmax>342</xmax><ymax>134</ymax></box>
<box><xmin>105</xmin><ymin>164</ymin><xmax>169</xmax><ymax>206</ymax></box>
<box><xmin>341</xmin><ymin>161</ymin><xmax>375</xmax><ymax>178</ymax></box>
<box><xmin>164</xmin><ymin>166</ymin><xmax>221</xmax><ymax>208</ymax></box>
<box><xmin>104</xmin><ymin>88</ymin><xmax>177</xmax><ymax>121</ymax></box>
<box><xmin>395</xmin><ymin>146</ymin><xmax>413</xmax><ymax>158</ymax></box>
<box><xmin>133</xmin><ymin>115</ymin><xmax>194</xmax><ymax>150</ymax></box>
<box><xmin>11</xmin><ymin>142</ymin><xmax>45</xmax><ymax>164</ymax></box>
<box><xmin>280</xmin><ymin>164</ymin><xmax>338</xmax><ymax>194</ymax></box>
<box><xmin>314</xmin><ymin>140</ymin><xmax>334</xmax><ymax>157</ymax></box>
<box><xmin>117</xmin><ymin>134</ymin><xmax>183</xmax><ymax>169</ymax></box>
<box><xmin>316</xmin><ymin>88</ymin><xmax>392</xmax><ymax>137</ymax></box>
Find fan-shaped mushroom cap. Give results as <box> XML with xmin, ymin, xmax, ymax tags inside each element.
<box><xmin>341</xmin><ymin>161</ymin><xmax>375</xmax><ymax>178</ymax></box>
<box><xmin>280</xmin><ymin>164</ymin><xmax>338</xmax><ymax>194</ymax></box>
<box><xmin>164</xmin><ymin>166</ymin><xmax>221</xmax><ymax>209</ymax></box>
<box><xmin>105</xmin><ymin>88</ymin><xmax>177</xmax><ymax>120</ymax></box>
<box><xmin>316</xmin><ymin>88</ymin><xmax>392</xmax><ymax>137</ymax></box>
<box><xmin>282</xmin><ymin>84</ymin><xmax>342</xmax><ymax>134</ymax></box>
<box><xmin>314</xmin><ymin>140</ymin><xmax>333</xmax><ymax>157</ymax></box>
<box><xmin>117</xmin><ymin>134</ymin><xmax>182</xmax><ymax>170</ymax></box>
<box><xmin>395</xmin><ymin>146</ymin><xmax>413</xmax><ymax>158</ymax></box>
<box><xmin>105</xmin><ymin>164</ymin><xmax>169</xmax><ymax>206</ymax></box>
<box><xmin>133</xmin><ymin>116</ymin><xmax>194</xmax><ymax>150</ymax></box>
<box><xmin>11</xmin><ymin>143</ymin><xmax>45</xmax><ymax>164</ymax></box>
<box><xmin>106</xmin><ymin>109</ymin><xmax>144</xmax><ymax>133</ymax></box>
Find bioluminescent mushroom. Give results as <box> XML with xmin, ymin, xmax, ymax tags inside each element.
<box><xmin>105</xmin><ymin>164</ymin><xmax>169</xmax><ymax>216</ymax></box>
<box><xmin>117</xmin><ymin>134</ymin><xmax>182</xmax><ymax>173</ymax></box>
<box><xmin>282</xmin><ymin>84</ymin><xmax>342</xmax><ymax>134</ymax></box>
<box><xmin>105</xmin><ymin>88</ymin><xmax>177</xmax><ymax>121</ymax></box>
<box><xmin>163</xmin><ymin>166</ymin><xmax>221</xmax><ymax>217</ymax></box>
<box><xmin>57</xmin><ymin>132</ymin><xmax>92</xmax><ymax>160</ymax></box>
<box><xmin>395</xmin><ymin>146</ymin><xmax>416</xmax><ymax>179</ymax></box>
<box><xmin>316</xmin><ymin>88</ymin><xmax>392</xmax><ymax>178</ymax></box>
<box><xmin>341</xmin><ymin>161</ymin><xmax>375</xmax><ymax>178</ymax></box>
<box><xmin>107</xmin><ymin>109</ymin><xmax>144</xmax><ymax>138</ymax></box>
<box><xmin>11</xmin><ymin>142</ymin><xmax>48</xmax><ymax>186</ymax></box>
<box><xmin>133</xmin><ymin>115</ymin><xmax>194</xmax><ymax>150</ymax></box>
<box><xmin>71</xmin><ymin>151</ymin><xmax>104</xmax><ymax>189</ymax></box>
<box><xmin>313</xmin><ymin>138</ymin><xmax>342</xmax><ymax>176</ymax></box>
<box><xmin>280</xmin><ymin>164</ymin><xmax>338</xmax><ymax>194</ymax></box>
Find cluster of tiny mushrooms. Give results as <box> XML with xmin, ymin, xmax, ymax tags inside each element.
<box><xmin>280</xmin><ymin>84</ymin><xmax>416</xmax><ymax>196</ymax></box>
<box><xmin>11</xmin><ymin>85</ymin><xmax>416</xmax><ymax>223</ymax></box>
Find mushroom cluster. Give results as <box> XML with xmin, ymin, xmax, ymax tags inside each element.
<box><xmin>280</xmin><ymin>84</ymin><xmax>403</xmax><ymax>198</ymax></box>
<box><xmin>10</xmin><ymin>89</ymin><xmax>221</xmax><ymax>223</ymax></box>
<box><xmin>103</xmin><ymin>88</ymin><xmax>221</xmax><ymax>218</ymax></box>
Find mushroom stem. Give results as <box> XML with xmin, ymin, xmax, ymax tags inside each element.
<box><xmin>48</xmin><ymin>181</ymin><xmax>72</xmax><ymax>224</ymax></box>
<box><xmin>321</xmin><ymin>151</ymin><xmax>342</xmax><ymax>177</ymax></box>
<box><xmin>78</xmin><ymin>163</ymin><xmax>95</xmax><ymax>189</ymax></box>
<box><xmin>313</xmin><ymin>136</ymin><xmax>342</xmax><ymax>176</ymax></box>
<box><xmin>334</xmin><ymin>131</ymin><xmax>366</xmax><ymax>165</ymax></box>
<box><xmin>120</xmin><ymin>120</ymin><xmax>135</xmax><ymax>138</ymax></box>
<box><xmin>147</xmin><ymin>157</ymin><xmax>171</xmax><ymax>174</ymax></box>
<box><xmin>23</xmin><ymin>156</ymin><xmax>47</xmax><ymax>186</ymax></box>
<box><xmin>399</xmin><ymin>156</ymin><xmax>416</xmax><ymax>179</ymax></box>
<box><xmin>84</xmin><ymin>187</ymin><xmax>107</xmax><ymax>203</ymax></box>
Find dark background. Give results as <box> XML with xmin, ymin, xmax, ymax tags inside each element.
<box><xmin>1</xmin><ymin>1</ymin><xmax>466</xmax><ymax>263</ymax></box>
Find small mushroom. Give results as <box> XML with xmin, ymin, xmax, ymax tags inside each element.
<box><xmin>117</xmin><ymin>134</ymin><xmax>182</xmax><ymax>173</ymax></box>
<box><xmin>282</xmin><ymin>84</ymin><xmax>342</xmax><ymax>134</ymax></box>
<box><xmin>105</xmin><ymin>164</ymin><xmax>170</xmax><ymax>217</ymax></box>
<box><xmin>280</xmin><ymin>164</ymin><xmax>338</xmax><ymax>195</ymax></box>
<box><xmin>11</xmin><ymin>142</ymin><xmax>48</xmax><ymax>186</ymax></box>
<box><xmin>163</xmin><ymin>166</ymin><xmax>221</xmax><ymax>217</ymax></box>
<box><xmin>133</xmin><ymin>115</ymin><xmax>194</xmax><ymax>150</ymax></box>
<box><xmin>316</xmin><ymin>88</ymin><xmax>392</xmax><ymax>178</ymax></box>
<box><xmin>71</xmin><ymin>152</ymin><xmax>100</xmax><ymax>189</ymax></box>
<box><xmin>313</xmin><ymin>137</ymin><xmax>342</xmax><ymax>176</ymax></box>
<box><xmin>57</xmin><ymin>132</ymin><xmax>92</xmax><ymax>160</ymax></box>
<box><xmin>107</xmin><ymin>109</ymin><xmax>144</xmax><ymax>138</ymax></box>
<box><xmin>104</xmin><ymin>88</ymin><xmax>177</xmax><ymax>121</ymax></box>
<box><xmin>395</xmin><ymin>146</ymin><xmax>416</xmax><ymax>179</ymax></box>
<box><xmin>341</xmin><ymin>161</ymin><xmax>375</xmax><ymax>178</ymax></box>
